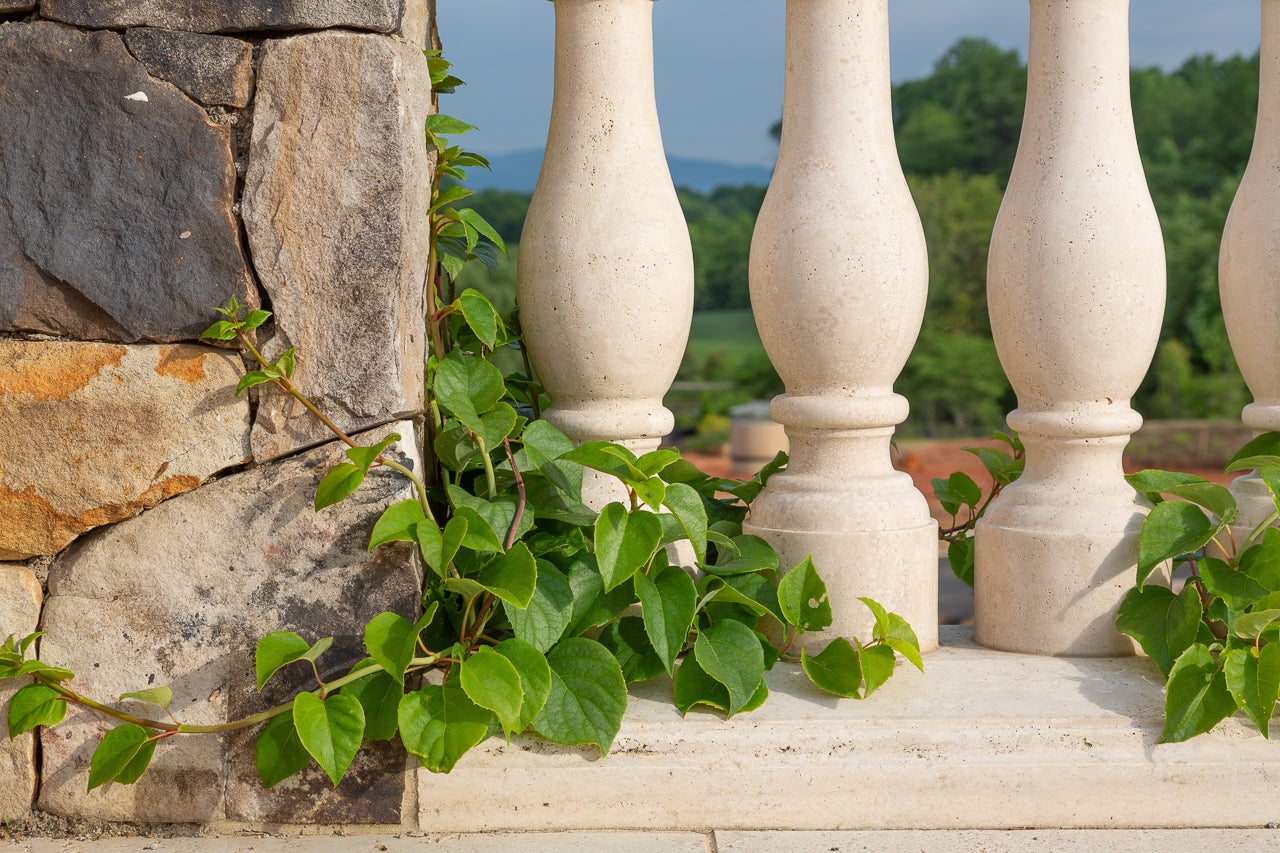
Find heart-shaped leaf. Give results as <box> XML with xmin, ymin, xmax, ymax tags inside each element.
<box><xmin>88</xmin><ymin>724</ymin><xmax>157</xmax><ymax>790</ymax></box>
<box><xmin>493</xmin><ymin>638</ymin><xmax>552</xmax><ymax>733</ymax></box>
<box><xmin>399</xmin><ymin>682</ymin><xmax>494</xmax><ymax>774</ymax></box>
<box><xmin>292</xmin><ymin>692</ymin><xmax>365</xmax><ymax>787</ymax></box>
<box><xmin>634</xmin><ymin>563</ymin><xmax>697</xmax><ymax>675</ymax></box>
<box><xmin>594</xmin><ymin>504</ymin><xmax>663</xmax><ymax>591</ymax></box>
<box><xmin>532</xmin><ymin>638</ymin><xmax>627</xmax><ymax>755</ymax></box>
<box><xmin>254</xmin><ymin>713</ymin><xmax>312</xmax><ymax>788</ymax></box>
<box><xmin>694</xmin><ymin>620</ymin><xmax>765</xmax><ymax>716</ymax></box>
<box><xmin>459</xmin><ymin>647</ymin><xmax>526</xmax><ymax>738</ymax></box>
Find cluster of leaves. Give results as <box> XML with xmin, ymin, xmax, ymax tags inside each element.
<box><xmin>1</xmin><ymin>51</ymin><xmax>921</xmax><ymax>792</ymax></box>
<box><xmin>1119</xmin><ymin>432</ymin><xmax>1280</xmax><ymax>743</ymax></box>
<box><xmin>932</xmin><ymin>430</ymin><xmax>1024</xmax><ymax>588</ymax></box>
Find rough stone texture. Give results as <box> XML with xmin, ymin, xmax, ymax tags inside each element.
<box><xmin>0</xmin><ymin>566</ymin><xmax>41</xmax><ymax>821</ymax></box>
<box><xmin>0</xmin><ymin>22</ymin><xmax>256</xmax><ymax>343</ymax></box>
<box><xmin>124</xmin><ymin>27</ymin><xmax>254</xmax><ymax>108</ymax></box>
<box><xmin>244</xmin><ymin>32</ymin><xmax>431</xmax><ymax>462</ymax></box>
<box><xmin>0</xmin><ymin>1</ymin><xmax>35</xmax><ymax>11</ymax></box>
<box><xmin>0</xmin><ymin>342</ymin><xmax>251</xmax><ymax>560</ymax></box>
<box><xmin>38</xmin><ymin>423</ymin><xmax>423</xmax><ymax>823</ymax></box>
<box><xmin>40</xmin><ymin>0</ymin><xmax>401</xmax><ymax>33</ymax></box>
<box><xmin>401</xmin><ymin>0</ymin><xmax>432</xmax><ymax>47</ymax></box>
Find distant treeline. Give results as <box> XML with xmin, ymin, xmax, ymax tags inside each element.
<box><xmin>465</xmin><ymin>37</ymin><xmax>1259</xmax><ymax>435</ymax></box>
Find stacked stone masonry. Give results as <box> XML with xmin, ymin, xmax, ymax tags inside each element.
<box><xmin>0</xmin><ymin>0</ymin><xmax>434</xmax><ymax>823</ymax></box>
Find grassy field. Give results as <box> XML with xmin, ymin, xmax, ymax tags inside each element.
<box><xmin>685</xmin><ymin>309</ymin><xmax>766</xmax><ymax>364</ymax></box>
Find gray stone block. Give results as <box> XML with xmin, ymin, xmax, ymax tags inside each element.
<box><xmin>124</xmin><ymin>27</ymin><xmax>254</xmax><ymax>108</ymax></box>
<box><xmin>41</xmin><ymin>0</ymin><xmax>402</xmax><ymax>34</ymax></box>
<box><xmin>39</xmin><ymin>422</ymin><xmax>423</xmax><ymax>823</ymax></box>
<box><xmin>0</xmin><ymin>22</ymin><xmax>255</xmax><ymax>342</ymax></box>
<box><xmin>244</xmin><ymin>32</ymin><xmax>431</xmax><ymax>461</ymax></box>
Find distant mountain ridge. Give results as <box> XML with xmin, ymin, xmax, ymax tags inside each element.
<box><xmin>466</xmin><ymin>147</ymin><xmax>774</xmax><ymax>194</ymax></box>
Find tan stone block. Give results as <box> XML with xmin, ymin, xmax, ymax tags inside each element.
<box><xmin>0</xmin><ymin>342</ymin><xmax>251</xmax><ymax>560</ymax></box>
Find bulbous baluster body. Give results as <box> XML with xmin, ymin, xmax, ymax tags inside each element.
<box><xmin>517</xmin><ymin>0</ymin><xmax>694</xmax><ymax>506</ymax></box>
<box><xmin>975</xmin><ymin>0</ymin><xmax>1165</xmax><ymax>656</ymax></box>
<box><xmin>745</xmin><ymin>0</ymin><xmax>937</xmax><ymax>654</ymax></box>
<box><xmin>1221</xmin><ymin>0</ymin><xmax>1280</xmax><ymax>536</ymax></box>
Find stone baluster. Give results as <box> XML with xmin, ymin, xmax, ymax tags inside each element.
<box><xmin>517</xmin><ymin>0</ymin><xmax>694</xmax><ymax>508</ymax></box>
<box><xmin>745</xmin><ymin>0</ymin><xmax>938</xmax><ymax>653</ymax></box>
<box><xmin>975</xmin><ymin>0</ymin><xmax>1165</xmax><ymax>656</ymax></box>
<box><xmin>1221</xmin><ymin>0</ymin><xmax>1280</xmax><ymax>537</ymax></box>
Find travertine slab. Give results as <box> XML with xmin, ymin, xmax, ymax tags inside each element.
<box><xmin>0</xmin><ymin>342</ymin><xmax>251</xmax><ymax>560</ymax></box>
<box><xmin>39</xmin><ymin>423</ymin><xmax>423</xmax><ymax>823</ymax></box>
<box><xmin>0</xmin><ymin>566</ymin><xmax>40</xmax><ymax>821</ymax></box>
<box><xmin>243</xmin><ymin>32</ymin><xmax>431</xmax><ymax>462</ymax></box>
<box><xmin>419</xmin><ymin>627</ymin><xmax>1280</xmax><ymax>831</ymax></box>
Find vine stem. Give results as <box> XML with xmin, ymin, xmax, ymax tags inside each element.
<box><xmin>1245</xmin><ymin>508</ymin><xmax>1280</xmax><ymax>548</ymax></box>
<box><xmin>37</xmin><ymin>656</ymin><xmax>441</xmax><ymax>735</ymax></box>
<box><xmin>236</xmin><ymin>330</ymin><xmax>436</xmax><ymax>523</ymax></box>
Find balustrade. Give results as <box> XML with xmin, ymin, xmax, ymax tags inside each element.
<box><xmin>516</xmin><ymin>0</ymin><xmax>1278</xmax><ymax>661</ymax></box>
<box><xmin>975</xmin><ymin>0</ymin><xmax>1165</xmax><ymax>656</ymax></box>
<box><xmin>1222</xmin><ymin>0</ymin><xmax>1280</xmax><ymax>537</ymax></box>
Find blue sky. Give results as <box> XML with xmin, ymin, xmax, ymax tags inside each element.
<box><xmin>437</xmin><ymin>0</ymin><xmax>1262</xmax><ymax>169</ymax></box>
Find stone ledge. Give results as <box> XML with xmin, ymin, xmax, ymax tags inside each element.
<box><xmin>419</xmin><ymin>626</ymin><xmax>1280</xmax><ymax>831</ymax></box>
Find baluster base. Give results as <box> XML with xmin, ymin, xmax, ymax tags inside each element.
<box><xmin>744</xmin><ymin>519</ymin><xmax>939</xmax><ymax>656</ymax></box>
<box><xmin>974</xmin><ymin>434</ymin><xmax>1147</xmax><ymax>656</ymax></box>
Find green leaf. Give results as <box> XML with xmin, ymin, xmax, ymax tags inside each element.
<box><xmin>1116</xmin><ymin>583</ymin><xmax>1204</xmax><ymax>676</ymax></box>
<box><xmin>434</xmin><ymin>424</ymin><xmax>481</xmax><ymax>472</ymax></box>
<box><xmin>694</xmin><ymin>620</ymin><xmax>765</xmax><ymax>716</ymax></box>
<box><xmin>459</xmin><ymin>648</ymin><xmax>526</xmax><ymax>738</ymax></box>
<box><xmin>1127</xmin><ymin>469</ymin><xmax>1211</xmax><ymax>502</ymax></box>
<box><xmin>435</xmin><ymin>351</ymin><xmax>506</xmax><ymax>434</ymax></box>
<box><xmin>88</xmin><ymin>724</ymin><xmax>157</xmax><ymax>790</ymax></box>
<box><xmin>241</xmin><ymin>309</ymin><xmax>271</xmax><ymax>331</ymax></box>
<box><xmin>363</xmin><ymin>611</ymin><xmax>429</xmax><ymax>683</ymax></box>
<box><xmin>859</xmin><ymin>598</ymin><xmax>924</xmax><ymax>672</ymax></box>
<box><xmin>342</xmin><ymin>670</ymin><xmax>402</xmax><ymax>741</ymax></box>
<box><xmin>201</xmin><ymin>320</ymin><xmax>238</xmax><ymax>341</ymax></box>
<box><xmin>399</xmin><ymin>682</ymin><xmax>494</xmax><ymax>774</ymax></box>
<box><xmin>7</xmin><ymin>683</ymin><xmax>66</xmax><ymax>738</ymax></box>
<box><xmin>801</xmin><ymin>638</ymin><xmax>865</xmax><ymax>698</ymax></box>
<box><xmin>1225</xmin><ymin>644</ymin><xmax>1280</xmax><ymax>737</ymax></box>
<box><xmin>661</xmin><ymin>482</ymin><xmax>708</xmax><ymax>564</ymax></box>
<box><xmin>598</xmin><ymin>617</ymin><xmax>666</xmax><ymax>683</ymax></box>
<box><xmin>673</xmin><ymin>654</ymin><xmax>730</xmax><ymax>714</ymax></box>
<box><xmin>1123</xmin><ymin>473</ymin><xmax>1237</xmax><ymax>524</ymax></box>
<box><xmin>292</xmin><ymin>692</ymin><xmax>365</xmax><ymax>787</ymax></box>
<box><xmin>594</xmin><ymin>504</ymin><xmax>663</xmax><ymax>591</ymax></box>
<box><xmin>425</xmin><ymin>113</ymin><xmax>477</xmax><ymax>136</ymax></box>
<box><xmin>519</xmin><ymin>420</ymin><xmax>581</xmax><ymax>494</ymax></box>
<box><xmin>275</xmin><ymin>347</ymin><xmax>297</xmax><ymax>378</ymax></box>
<box><xmin>1200</xmin><ymin>559</ymin><xmax>1269</xmax><ymax>611</ymax></box>
<box><xmin>236</xmin><ymin>371</ymin><xmax>272</xmax><ymax>395</ymax></box>
<box><xmin>449</xmin><ymin>486</ymin><xmax>532</xmax><ymax>551</ymax></box>
<box><xmin>947</xmin><ymin>537</ymin><xmax>975</xmax><ymax>589</ymax></box>
<box><xmin>533</xmin><ymin>638</ymin><xmax>627</xmax><ymax>755</ymax></box>
<box><xmin>964</xmin><ymin>446</ymin><xmax>1022</xmax><ymax>485</ymax></box>
<box><xmin>1137</xmin><ymin>500</ymin><xmax>1222</xmax><ymax>589</ymax></box>
<box><xmin>493</xmin><ymin>639</ymin><xmax>552</xmax><ymax>733</ymax></box>
<box><xmin>1162</xmin><ymin>643</ymin><xmax>1238</xmax><ymax>742</ymax></box>
<box><xmin>777</xmin><ymin>557</ymin><xmax>833</xmax><ymax>632</ymax></box>
<box><xmin>455</xmin><ymin>288</ymin><xmax>503</xmax><ymax>350</ymax></box>
<box><xmin>565</xmin><ymin>557</ymin><xmax>635</xmax><ymax>636</ymax></box>
<box><xmin>1233</xmin><ymin>609</ymin><xmax>1280</xmax><ymax>640</ymax></box>
<box><xmin>255</xmin><ymin>631</ymin><xmax>312</xmax><ymax>690</ymax></box>
<box><xmin>458</xmin><ymin>208</ymin><xmax>507</xmax><ymax>255</ymax></box>
<box><xmin>1225</xmin><ymin>432</ymin><xmax>1280</xmax><ymax>473</ymax></box>
<box><xmin>634</xmin><ymin>564</ymin><xmax>697</xmax><ymax>675</ymax></box>
<box><xmin>345</xmin><ymin>433</ymin><xmax>400</xmax><ymax>475</ymax></box>
<box><xmin>632</xmin><ymin>476</ymin><xmax>666</xmax><ymax>511</ymax></box>
<box><xmin>503</xmin><ymin>561</ymin><xmax>573</xmax><ymax>652</ymax></box>
<box><xmin>934</xmin><ymin>472</ymin><xmax>981</xmax><ymax>515</ymax></box>
<box><xmin>14</xmin><ymin>660</ymin><xmax>74</xmax><ymax>682</ymax></box>
<box><xmin>254</xmin><ymin>713</ymin><xmax>312</xmax><ymax>788</ymax></box>
<box><xmin>474</xmin><ymin>403</ymin><xmax>518</xmax><ymax>452</ymax></box>
<box><xmin>1243</xmin><ymin>528</ymin><xmax>1280</xmax><ymax>591</ymax></box>
<box><xmin>416</xmin><ymin>516</ymin><xmax>469</xmax><ymax>577</ymax></box>
<box><xmin>477</xmin><ymin>542</ymin><xmax>538</xmax><ymax>609</ymax></box>
<box><xmin>369</xmin><ymin>500</ymin><xmax>427</xmax><ymax>550</ymax></box>
<box><xmin>560</xmin><ymin>442</ymin><xmax>646</xmax><ymax>484</ymax></box>
<box><xmin>315</xmin><ymin>463</ymin><xmax>365</xmax><ymax>511</ymax></box>
<box><xmin>119</xmin><ymin>687</ymin><xmax>173</xmax><ymax>710</ymax></box>
<box><xmin>858</xmin><ymin>644</ymin><xmax>898</xmax><ymax>698</ymax></box>
<box><xmin>705</xmin><ymin>535</ymin><xmax>780</xmax><ymax>577</ymax></box>
<box><xmin>712</xmin><ymin>573</ymin><xmax>784</xmax><ymax>623</ymax></box>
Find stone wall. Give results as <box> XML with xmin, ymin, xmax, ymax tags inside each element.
<box><xmin>0</xmin><ymin>0</ymin><xmax>436</xmax><ymax>825</ymax></box>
